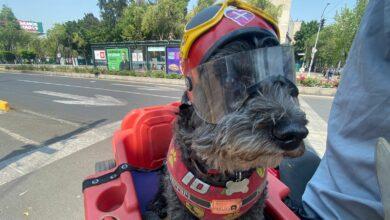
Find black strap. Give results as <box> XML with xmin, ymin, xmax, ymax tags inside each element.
<box><xmin>82</xmin><ymin>163</ymin><xmax>161</xmax><ymax>191</ymax></box>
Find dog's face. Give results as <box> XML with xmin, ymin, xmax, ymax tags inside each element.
<box><xmin>189</xmin><ymin>76</ymin><xmax>308</xmax><ymax>173</ymax></box>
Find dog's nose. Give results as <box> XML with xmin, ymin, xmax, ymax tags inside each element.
<box><xmin>272</xmin><ymin>121</ymin><xmax>308</xmax><ymax>151</ymax></box>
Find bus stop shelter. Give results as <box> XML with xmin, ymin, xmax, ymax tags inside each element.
<box><xmin>91</xmin><ymin>40</ymin><xmax>181</xmax><ymax>74</ymax></box>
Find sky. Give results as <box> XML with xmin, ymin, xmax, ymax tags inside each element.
<box><xmin>0</xmin><ymin>0</ymin><xmax>356</xmax><ymax>33</ymax></box>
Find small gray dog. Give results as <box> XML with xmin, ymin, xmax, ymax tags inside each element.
<box><xmin>149</xmin><ymin>38</ymin><xmax>309</xmax><ymax>220</ymax></box>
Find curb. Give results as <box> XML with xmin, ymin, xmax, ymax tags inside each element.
<box><xmin>5</xmin><ymin>70</ymin><xmax>185</xmax><ymax>86</ymax></box>
<box><xmin>298</xmin><ymin>86</ymin><xmax>337</xmax><ymax>97</ymax></box>
<box><xmin>3</xmin><ymin>70</ymin><xmax>337</xmax><ymax>96</ymax></box>
<box><xmin>0</xmin><ymin>100</ymin><xmax>10</xmax><ymax>112</ymax></box>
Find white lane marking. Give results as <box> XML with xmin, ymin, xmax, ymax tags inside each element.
<box><xmin>299</xmin><ymin>97</ymin><xmax>328</xmax><ymax>158</ymax></box>
<box><xmin>112</xmin><ymin>83</ymin><xmax>182</xmax><ymax>91</ymax></box>
<box><xmin>20</xmin><ymin>109</ymin><xmax>80</xmax><ymax>127</ymax></box>
<box><xmin>34</xmin><ymin>90</ymin><xmax>126</xmax><ymax>106</ymax></box>
<box><xmin>0</xmin><ymin>121</ymin><xmax>121</xmax><ymax>186</ymax></box>
<box><xmin>0</xmin><ymin>127</ymin><xmax>40</xmax><ymax>146</ymax></box>
<box><xmin>19</xmin><ymin>80</ymin><xmax>180</xmax><ymax>100</ymax></box>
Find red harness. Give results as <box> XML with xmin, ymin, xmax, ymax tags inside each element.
<box><xmin>167</xmin><ymin>141</ymin><xmax>267</xmax><ymax>219</ymax></box>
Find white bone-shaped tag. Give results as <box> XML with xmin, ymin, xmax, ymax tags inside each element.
<box><xmin>225</xmin><ymin>179</ymin><xmax>249</xmax><ymax>196</ymax></box>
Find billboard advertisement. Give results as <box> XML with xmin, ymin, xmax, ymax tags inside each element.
<box><xmin>106</xmin><ymin>48</ymin><xmax>130</xmax><ymax>71</ymax></box>
<box><xmin>94</xmin><ymin>50</ymin><xmax>106</xmax><ymax>60</ymax></box>
<box><xmin>18</xmin><ymin>20</ymin><xmax>44</xmax><ymax>34</ymax></box>
<box><xmin>166</xmin><ymin>47</ymin><xmax>181</xmax><ymax>74</ymax></box>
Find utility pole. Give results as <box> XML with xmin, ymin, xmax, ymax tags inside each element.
<box><xmin>308</xmin><ymin>3</ymin><xmax>330</xmax><ymax>76</ymax></box>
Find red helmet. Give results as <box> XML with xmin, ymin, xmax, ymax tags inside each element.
<box><xmin>180</xmin><ymin>0</ymin><xmax>281</xmax><ymax>104</ymax></box>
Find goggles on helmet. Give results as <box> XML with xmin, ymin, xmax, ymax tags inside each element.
<box><xmin>181</xmin><ymin>0</ymin><xmax>280</xmax><ymax>60</ymax></box>
<box><xmin>188</xmin><ymin>45</ymin><xmax>296</xmax><ymax>124</ymax></box>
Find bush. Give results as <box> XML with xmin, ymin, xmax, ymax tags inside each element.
<box><xmin>4</xmin><ymin>64</ymin><xmax>184</xmax><ymax>79</ymax></box>
<box><xmin>150</xmin><ymin>71</ymin><xmax>166</xmax><ymax>78</ymax></box>
<box><xmin>19</xmin><ymin>50</ymin><xmax>36</xmax><ymax>60</ymax></box>
<box><xmin>166</xmin><ymin>73</ymin><xmax>183</xmax><ymax>79</ymax></box>
<box><xmin>296</xmin><ymin>74</ymin><xmax>339</xmax><ymax>88</ymax></box>
<box><xmin>0</xmin><ymin>51</ymin><xmax>16</xmax><ymax>63</ymax></box>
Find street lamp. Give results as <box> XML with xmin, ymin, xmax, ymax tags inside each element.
<box><xmin>308</xmin><ymin>3</ymin><xmax>330</xmax><ymax>76</ymax></box>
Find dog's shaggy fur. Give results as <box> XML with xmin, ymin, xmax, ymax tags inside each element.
<box><xmin>149</xmin><ymin>39</ymin><xmax>308</xmax><ymax>220</ymax></box>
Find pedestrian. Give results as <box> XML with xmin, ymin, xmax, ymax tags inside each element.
<box><xmin>330</xmin><ymin>67</ymin><xmax>334</xmax><ymax>79</ymax></box>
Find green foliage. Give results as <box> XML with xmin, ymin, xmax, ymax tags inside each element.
<box><xmin>19</xmin><ymin>50</ymin><xmax>36</xmax><ymax>60</ymax></box>
<box><xmin>0</xmin><ymin>5</ymin><xmax>23</xmax><ymax>51</ymax></box>
<box><xmin>296</xmin><ymin>74</ymin><xmax>339</xmax><ymax>88</ymax></box>
<box><xmin>98</xmin><ymin>0</ymin><xmax>128</xmax><ymax>42</ymax></box>
<box><xmin>293</xmin><ymin>21</ymin><xmax>319</xmax><ymax>60</ymax></box>
<box><xmin>1</xmin><ymin>0</ymin><xmax>368</xmax><ymax>69</ymax></box>
<box><xmin>46</xmin><ymin>23</ymin><xmax>67</xmax><ymax>58</ymax></box>
<box><xmin>246</xmin><ymin>0</ymin><xmax>282</xmax><ymax>20</ymax></box>
<box><xmin>298</xmin><ymin>0</ymin><xmax>368</xmax><ymax>70</ymax></box>
<box><xmin>142</xmin><ymin>0</ymin><xmax>188</xmax><ymax>40</ymax></box>
<box><xmin>0</xmin><ymin>0</ymin><xmax>285</xmax><ymax>64</ymax></box>
<box><xmin>0</xmin><ymin>50</ymin><xmax>16</xmax><ymax>63</ymax></box>
<box><xmin>5</xmin><ymin>64</ymin><xmax>184</xmax><ymax>79</ymax></box>
<box><xmin>118</xmin><ymin>3</ymin><xmax>147</xmax><ymax>41</ymax></box>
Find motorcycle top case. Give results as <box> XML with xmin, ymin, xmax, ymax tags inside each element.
<box><xmin>83</xmin><ymin>102</ymin><xmax>299</xmax><ymax>220</ymax></box>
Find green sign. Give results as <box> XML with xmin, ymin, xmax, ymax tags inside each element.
<box><xmin>106</xmin><ymin>48</ymin><xmax>130</xmax><ymax>71</ymax></box>
<box><xmin>18</xmin><ymin>20</ymin><xmax>44</xmax><ymax>34</ymax></box>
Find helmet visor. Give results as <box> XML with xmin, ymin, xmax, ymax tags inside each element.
<box><xmin>189</xmin><ymin>45</ymin><xmax>296</xmax><ymax>124</ymax></box>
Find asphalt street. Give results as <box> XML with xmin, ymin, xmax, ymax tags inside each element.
<box><xmin>0</xmin><ymin>72</ymin><xmax>334</xmax><ymax>219</ymax></box>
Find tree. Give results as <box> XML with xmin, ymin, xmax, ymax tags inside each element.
<box><xmin>78</xmin><ymin>13</ymin><xmax>103</xmax><ymax>44</ymax></box>
<box><xmin>98</xmin><ymin>0</ymin><xmax>128</xmax><ymax>26</ymax></box>
<box><xmin>118</xmin><ymin>2</ymin><xmax>148</xmax><ymax>40</ymax></box>
<box><xmin>72</xmin><ymin>13</ymin><xmax>103</xmax><ymax>62</ymax></box>
<box><xmin>46</xmin><ymin>23</ymin><xmax>67</xmax><ymax>59</ymax></box>
<box><xmin>142</xmin><ymin>0</ymin><xmax>188</xmax><ymax>40</ymax></box>
<box><xmin>247</xmin><ymin>0</ymin><xmax>282</xmax><ymax>20</ymax></box>
<box><xmin>293</xmin><ymin>21</ymin><xmax>319</xmax><ymax>61</ymax></box>
<box><xmin>333</xmin><ymin>0</ymin><xmax>368</xmax><ymax>62</ymax></box>
<box><xmin>98</xmin><ymin>0</ymin><xmax>129</xmax><ymax>42</ymax></box>
<box><xmin>27</xmin><ymin>36</ymin><xmax>47</xmax><ymax>61</ymax></box>
<box><xmin>303</xmin><ymin>0</ymin><xmax>369</xmax><ymax>70</ymax></box>
<box><xmin>0</xmin><ymin>5</ymin><xmax>23</xmax><ymax>51</ymax></box>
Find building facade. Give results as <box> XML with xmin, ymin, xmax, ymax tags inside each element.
<box><xmin>269</xmin><ymin>0</ymin><xmax>300</xmax><ymax>44</ymax></box>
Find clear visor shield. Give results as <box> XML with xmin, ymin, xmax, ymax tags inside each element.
<box><xmin>189</xmin><ymin>45</ymin><xmax>296</xmax><ymax>124</ymax></box>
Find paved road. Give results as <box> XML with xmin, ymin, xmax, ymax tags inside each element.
<box><xmin>0</xmin><ymin>72</ymin><xmax>183</xmax><ymax>166</ymax></box>
<box><xmin>0</xmin><ymin>72</ymin><xmax>334</xmax><ymax>219</ymax></box>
